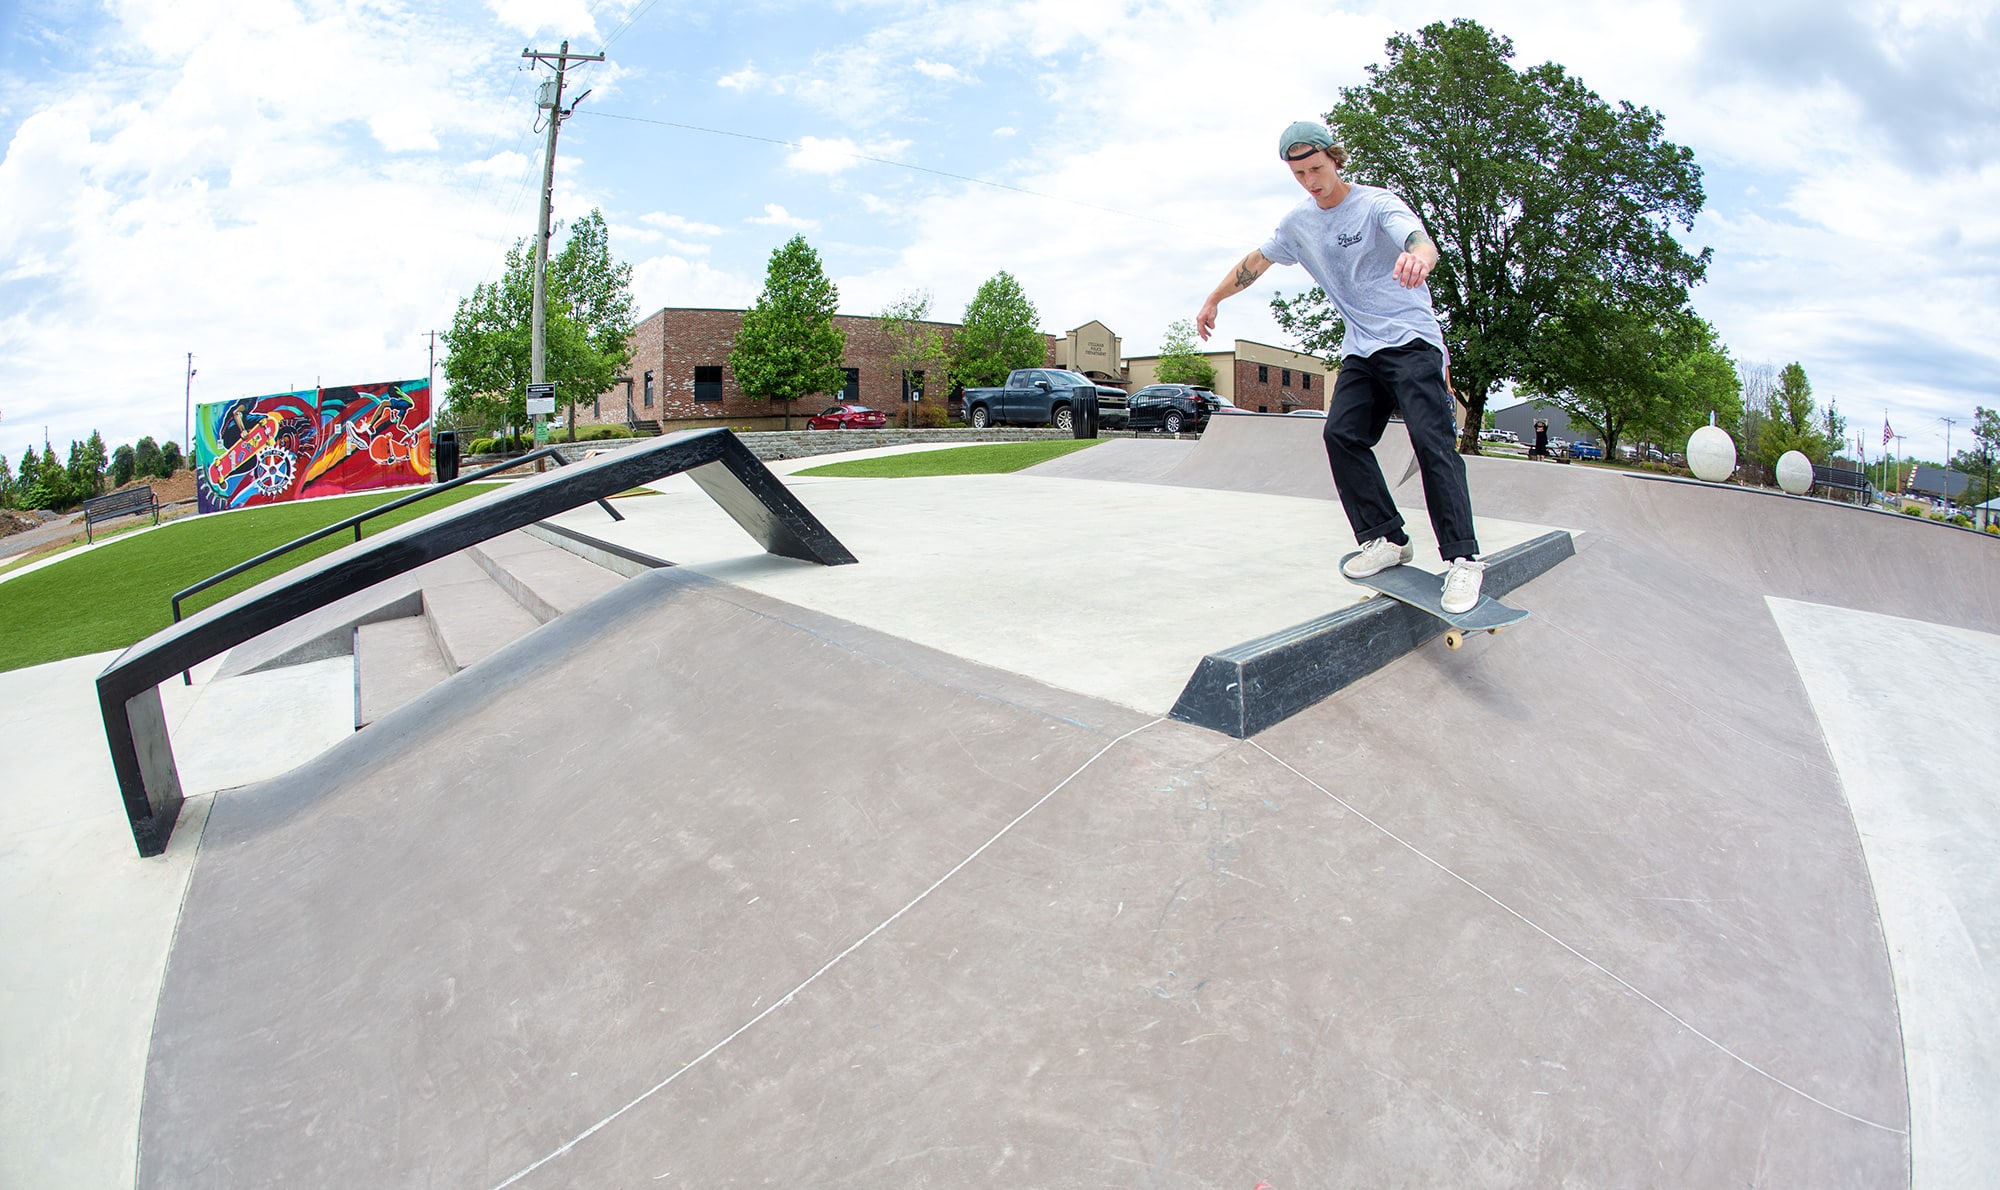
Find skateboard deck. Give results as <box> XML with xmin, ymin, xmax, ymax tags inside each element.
<box><xmin>1339</xmin><ymin>554</ymin><xmax>1530</xmax><ymax>649</ymax></box>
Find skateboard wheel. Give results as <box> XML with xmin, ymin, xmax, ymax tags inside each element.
<box><xmin>1444</xmin><ymin>631</ymin><xmax>1464</xmax><ymax>650</ymax></box>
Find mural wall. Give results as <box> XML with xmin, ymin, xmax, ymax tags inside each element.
<box><xmin>195</xmin><ymin>379</ymin><xmax>432</xmax><ymax>514</ymax></box>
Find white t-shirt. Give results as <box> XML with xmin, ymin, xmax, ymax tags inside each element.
<box><xmin>1260</xmin><ymin>185</ymin><xmax>1445</xmax><ymax>362</ymax></box>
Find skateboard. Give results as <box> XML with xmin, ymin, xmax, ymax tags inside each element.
<box><xmin>1339</xmin><ymin>554</ymin><xmax>1530</xmax><ymax>650</ymax></box>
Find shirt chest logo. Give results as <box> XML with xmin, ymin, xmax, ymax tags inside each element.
<box><xmin>1336</xmin><ymin>231</ymin><xmax>1364</xmax><ymax>248</ymax></box>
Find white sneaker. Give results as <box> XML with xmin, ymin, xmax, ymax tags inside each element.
<box><xmin>1440</xmin><ymin>558</ymin><xmax>1486</xmax><ymax>614</ymax></box>
<box><xmin>1343</xmin><ymin>537</ymin><xmax>1414</xmax><ymax>578</ymax></box>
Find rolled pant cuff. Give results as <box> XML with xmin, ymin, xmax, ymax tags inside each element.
<box><xmin>1438</xmin><ymin>537</ymin><xmax>1481</xmax><ymax>562</ymax></box>
<box><xmin>1357</xmin><ymin>514</ymin><xmax>1407</xmax><ymax>545</ymax></box>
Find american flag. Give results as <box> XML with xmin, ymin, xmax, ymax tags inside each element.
<box><xmin>1883</xmin><ymin>416</ymin><xmax>1894</xmax><ymax>445</ymax></box>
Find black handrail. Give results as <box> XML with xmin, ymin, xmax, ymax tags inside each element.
<box><xmin>171</xmin><ymin>446</ymin><xmax>621</xmax><ymax>629</ymax></box>
<box><xmin>101</xmin><ymin>429</ymin><xmax>859</xmax><ymax>857</ymax></box>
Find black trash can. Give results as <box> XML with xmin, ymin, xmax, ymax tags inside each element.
<box><xmin>434</xmin><ymin>430</ymin><xmax>460</xmax><ymax>483</ymax></box>
<box><xmin>1070</xmin><ymin>384</ymin><xmax>1100</xmax><ymax>439</ymax></box>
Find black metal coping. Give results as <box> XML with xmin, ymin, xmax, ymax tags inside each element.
<box><xmin>98</xmin><ymin>429</ymin><xmax>856</xmax><ymax>858</ymax></box>
<box><xmin>1170</xmin><ymin>531</ymin><xmax>1576</xmax><ymax>738</ymax></box>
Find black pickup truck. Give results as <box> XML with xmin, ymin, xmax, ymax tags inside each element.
<box><xmin>960</xmin><ymin>369</ymin><xmax>1127</xmax><ymax>431</ymax></box>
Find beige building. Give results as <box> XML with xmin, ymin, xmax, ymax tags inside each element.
<box><xmin>1122</xmin><ymin>339</ymin><xmax>1330</xmax><ymax>414</ymax></box>
<box><xmin>1053</xmin><ymin>321</ymin><xmax>1122</xmax><ymax>381</ymax></box>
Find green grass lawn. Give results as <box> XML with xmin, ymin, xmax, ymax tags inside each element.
<box><xmin>0</xmin><ymin>484</ymin><xmax>502</xmax><ymax>674</ymax></box>
<box><xmin>794</xmin><ymin>439</ymin><xmax>1105</xmax><ymax>478</ymax></box>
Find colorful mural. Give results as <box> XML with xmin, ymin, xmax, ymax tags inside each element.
<box><xmin>195</xmin><ymin>379</ymin><xmax>432</xmax><ymax>514</ymax></box>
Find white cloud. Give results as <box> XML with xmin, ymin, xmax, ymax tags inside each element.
<box><xmin>912</xmin><ymin>58</ymin><xmax>962</xmax><ymax>81</ymax></box>
<box><xmin>992</xmin><ymin>126</ymin><xmax>1017</xmax><ymax>137</ymax></box>
<box><xmin>746</xmin><ymin>203</ymin><xmax>817</xmax><ymax>230</ymax></box>
<box><xmin>787</xmin><ymin>135</ymin><xmax>911</xmax><ymax>175</ymax></box>
<box><xmin>629</xmin><ymin>252</ymin><xmax>757</xmax><ymax>313</ymax></box>
<box><xmin>717</xmin><ymin>62</ymin><xmax>769</xmax><ymax>91</ymax></box>
<box><xmin>484</xmin><ymin>0</ymin><xmax>600</xmax><ymax>39</ymax></box>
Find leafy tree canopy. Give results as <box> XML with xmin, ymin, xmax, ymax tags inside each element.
<box><xmin>1753</xmin><ymin>361</ymin><xmax>1837</xmax><ymax>467</ymax></box>
<box><xmin>1303</xmin><ymin>18</ymin><xmax>1708</xmax><ymax>452</ymax></box>
<box><xmin>877</xmin><ymin>289</ymin><xmax>955</xmax><ymax>427</ymax></box>
<box><xmin>1519</xmin><ymin>301</ymin><xmax>1738</xmax><ymax>460</ymax></box>
<box><xmin>730</xmin><ymin>234</ymin><xmax>847</xmax><ymax>430</ymax></box>
<box><xmin>1155</xmin><ymin>319</ymin><xmax>1219</xmax><ymax>389</ymax></box>
<box><xmin>953</xmin><ymin>271</ymin><xmax>1045</xmax><ymax>388</ymax></box>
<box><xmin>443</xmin><ymin>208</ymin><xmax>636</xmax><ymax>437</ymax></box>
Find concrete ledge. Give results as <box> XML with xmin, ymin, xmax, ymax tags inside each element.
<box><xmin>1170</xmin><ymin>530</ymin><xmax>1577</xmax><ymax>738</ymax></box>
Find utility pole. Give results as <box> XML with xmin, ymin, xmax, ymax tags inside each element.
<box><xmin>184</xmin><ymin>353</ymin><xmax>196</xmax><ymax>460</ymax></box>
<box><xmin>1940</xmin><ymin>416</ymin><xmax>1958</xmax><ymax>511</ymax></box>
<box><xmin>521</xmin><ymin>41</ymin><xmax>602</xmax><ymax>458</ymax></box>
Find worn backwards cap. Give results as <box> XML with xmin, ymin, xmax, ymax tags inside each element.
<box><xmin>1278</xmin><ymin>120</ymin><xmax>1333</xmax><ymax>160</ymax></box>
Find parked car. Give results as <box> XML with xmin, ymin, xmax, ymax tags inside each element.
<box><xmin>1286</xmin><ymin>408</ymin><xmax>1328</xmax><ymax>418</ymax></box>
<box><xmin>806</xmin><ymin>403</ymin><xmax>887</xmax><ymax>430</ymax></box>
<box><xmin>959</xmin><ymin>369</ymin><xmax>1127</xmax><ymax>430</ymax></box>
<box><xmin>1567</xmin><ymin>440</ymin><xmax>1603</xmax><ymax>460</ymax></box>
<box><xmin>1126</xmin><ymin>384</ymin><xmax>1221</xmax><ymax>434</ymax></box>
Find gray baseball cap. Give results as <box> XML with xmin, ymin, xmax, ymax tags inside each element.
<box><xmin>1278</xmin><ymin>120</ymin><xmax>1333</xmax><ymax>160</ymax></box>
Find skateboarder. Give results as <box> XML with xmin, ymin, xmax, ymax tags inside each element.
<box><xmin>1196</xmin><ymin>119</ymin><xmax>1485</xmax><ymax>613</ymax></box>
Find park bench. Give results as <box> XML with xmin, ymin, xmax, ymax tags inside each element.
<box><xmin>1811</xmin><ymin>465</ymin><xmax>1871</xmax><ymax>504</ymax></box>
<box><xmin>81</xmin><ymin>486</ymin><xmax>161</xmax><ymax>542</ymax></box>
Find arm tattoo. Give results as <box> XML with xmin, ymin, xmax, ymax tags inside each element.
<box><xmin>1232</xmin><ymin>255</ymin><xmax>1260</xmax><ymax>290</ymax></box>
<box><xmin>1404</xmin><ymin>230</ymin><xmax>1434</xmax><ymax>253</ymax></box>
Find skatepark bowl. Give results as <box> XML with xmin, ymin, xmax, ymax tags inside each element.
<box><xmin>4</xmin><ymin>415</ymin><xmax>1997</xmax><ymax>1187</ymax></box>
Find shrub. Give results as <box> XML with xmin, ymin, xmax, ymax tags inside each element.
<box><xmin>575</xmin><ymin>425</ymin><xmax>632</xmax><ymax>441</ymax></box>
<box><xmin>912</xmin><ymin>401</ymin><xmax>953</xmax><ymax>429</ymax></box>
<box><xmin>1901</xmin><ymin>505</ymin><xmax>1924</xmax><ymax>517</ymax></box>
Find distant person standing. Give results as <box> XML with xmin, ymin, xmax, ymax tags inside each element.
<box><xmin>1533</xmin><ymin>419</ymin><xmax>1549</xmax><ymax>459</ymax></box>
<box><xmin>1196</xmin><ymin>120</ymin><xmax>1485</xmax><ymax>612</ymax></box>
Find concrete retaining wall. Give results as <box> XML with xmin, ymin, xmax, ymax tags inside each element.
<box><xmin>468</xmin><ymin>427</ymin><xmax>1138</xmax><ymax>470</ymax></box>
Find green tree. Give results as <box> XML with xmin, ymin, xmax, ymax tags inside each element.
<box><xmin>953</xmin><ymin>271</ymin><xmax>1045</xmax><ymax>389</ymax></box>
<box><xmin>730</xmin><ymin>235</ymin><xmax>847</xmax><ymax>430</ymax></box>
<box><xmin>1520</xmin><ymin>302</ymin><xmax>1738</xmax><ymax>460</ymax></box>
<box><xmin>444</xmin><ymin>208</ymin><xmax>636</xmax><ymax>439</ymax></box>
<box><xmin>67</xmin><ymin>431</ymin><xmax>108</xmax><ymax>498</ymax></box>
<box><xmin>133</xmin><ymin>437</ymin><xmax>163</xmax><ymax>480</ymax></box>
<box><xmin>110</xmin><ymin>443</ymin><xmax>137</xmax><ymax>488</ymax></box>
<box><xmin>877</xmin><ymin>290</ymin><xmax>956</xmax><ymax>429</ymax></box>
<box><xmin>0</xmin><ymin>452</ymin><xmax>13</xmax><ymax>509</ymax></box>
<box><xmin>159</xmin><ymin>439</ymin><xmax>184</xmax><ymax>476</ymax></box>
<box><xmin>1270</xmin><ymin>287</ymin><xmax>1344</xmax><ymax>360</ymax></box>
<box><xmin>27</xmin><ymin>446</ymin><xmax>75</xmax><ymax>511</ymax></box>
<box><xmin>1155</xmin><ymin>319</ymin><xmax>1219</xmax><ymax>389</ymax></box>
<box><xmin>1317</xmin><ymin>18</ymin><xmax>1709</xmax><ymax>452</ymax></box>
<box><xmin>1755</xmin><ymin>362</ymin><xmax>1834</xmax><ymax>468</ymax></box>
<box><xmin>1956</xmin><ymin>405</ymin><xmax>2000</xmax><ymax>506</ymax></box>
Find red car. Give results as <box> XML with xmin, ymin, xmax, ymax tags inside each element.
<box><xmin>805</xmin><ymin>403</ymin><xmax>888</xmax><ymax>430</ymax></box>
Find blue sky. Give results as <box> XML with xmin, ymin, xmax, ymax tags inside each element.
<box><xmin>2</xmin><ymin>0</ymin><xmax>1996</xmax><ymax>469</ymax></box>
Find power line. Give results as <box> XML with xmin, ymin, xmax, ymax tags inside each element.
<box><xmin>574</xmin><ymin>109</ymin><xmax>1213</xmax><ymax>236</ymax></box>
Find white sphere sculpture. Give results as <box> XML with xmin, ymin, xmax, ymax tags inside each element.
<box><xmin>1775</xmin><ymin>450</ymin><xmax>1814</xmax><ymax>495</ymax></box>
<box><xmin>1686</xmin><ymin>425</ymin><xmax>1737</xmax><ymax>483</ymax></box>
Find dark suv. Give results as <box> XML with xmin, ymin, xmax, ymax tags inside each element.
<box><xmin>1127</xmin><ymin>384</ymin><xmax>1218</xmax><ymax>434</ymax></box>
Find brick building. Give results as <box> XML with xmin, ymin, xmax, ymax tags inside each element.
<box><xmin>1122</xmin><ymin>339</ymin><xmax>1328</xmax><ymax>414</ymax></box>
<box><xmin>581</xmin><ymin>310</ymin><xmax>1327</xmax><ymax>431</ymax></box>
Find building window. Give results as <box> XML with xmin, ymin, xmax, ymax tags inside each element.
<box><xmin>1258</xmin><ymin>404</ymin><xmax>1269</xmax><ymax>413</ymax></box>
<box><xmin>842</xmin><ymin>367</ymin><xmax>860</xmax><ymax>402</ymax></box>
<box><xmin>694</xmin><ymin>366</ymin><xmax>722</xmax><ymax>403</ymax></box>
<box><xmin>1282</xmin><ymin>368</ymin><xmax>1292</xmax><ymax>385</ymax></box>
<box><xmin>904</xmin><ymin>369</ymin><xmax>925</xmax><ymax>401</ymax></box>
<box><xmin>1258</xmin><ymin>364</ymin><xmax>1269</xmax><ymax>383</ymax></box>
<box><xmin>1302</xmin><ymin>373</ymin><xmax>1312</xmax><ymax>390</ymax></box>
<box><xmin>643</xmin><ymin>370</ymin><xmax>655</xmax><ymax>407</ymax></box>
<box><xmin>593</xmin><ymin>395</ymin><xmax>601</xmax><ymax>418</ymax></box>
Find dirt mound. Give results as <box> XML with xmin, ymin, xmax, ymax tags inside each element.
<box><xmin>0</xmin><ymin>510</ymin><xmax>42</xmax><ymax>539</ymax></box>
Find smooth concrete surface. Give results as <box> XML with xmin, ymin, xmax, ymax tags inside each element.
<box><xmin>0</xmin><ymin>647</ymin><xmax>350</xmax><ymax>1190</ymax></box>
<box><xmin>1770</xmin><ymin>599</ymin><xmax>2000</xmax><ymax>1189</ymax></box>
<box><xmin>547</xmin><ymin>469</ymin><xmax>1558</xmax><ymax>714</ymax></box>
<box><xmin>6</xmin><ymin>421</ymin><xmax>2000</xmax><ymax>1186</ymax></box>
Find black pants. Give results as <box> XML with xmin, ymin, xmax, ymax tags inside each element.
<box><xmin>1322</xmin><ymin>339</ymin><xmax>1479</xmax><ymax>560</ymax></box>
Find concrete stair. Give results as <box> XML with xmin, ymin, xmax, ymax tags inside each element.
<box><xmin>349</xmin><ymin>529</ymin><xmax>637</xmax><ymax>728</ymax></box>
